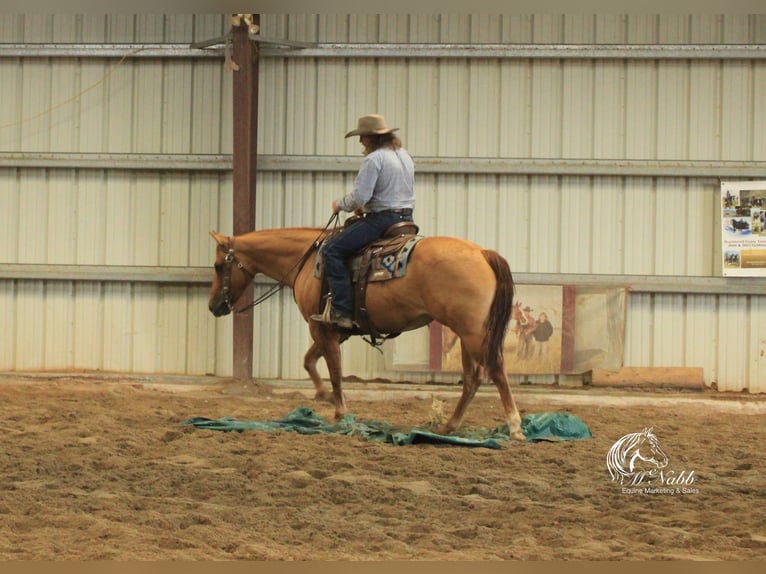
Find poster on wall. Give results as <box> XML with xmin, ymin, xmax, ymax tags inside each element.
<box><xmin>721</xmin><ymin>180</ymin><xmax>766</xmax><ymax>276</ymax></box>
<box><xmin>393</xmin><ymin>284</ymin><xmax>627</xmax><ymax>376</ymax></box>
<box><xmin>431</xmin><ymin>284</ymin><xmax>576</xmax><ymax>375</ymax></box>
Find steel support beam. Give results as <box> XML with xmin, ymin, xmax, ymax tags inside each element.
<box><xmin>3</xmin><ymin>152</ymin><xmax>766</xmax><ymax>178</ymax></box>
<box><xmin>0</xmin><ymin>152</ymin><xmax>231</xmax><ymax>171</ymax></box>
<box><xmin>3</xmin><ymin>265</ymin><xmax>766</xmax><ymax>296</ymax></box>
<box><xmin>3</xmin><ymin>42</ymin><xmax>765</xmax><ymax>61</ymax></box>
<box><xmin>255</xmin><ymin>156</ymin><xmax>766</xmax><ymax>179</ymax></box>
<box><xmin>513</xmin><ymin>273</ymin><xmax>766</xmax><ymax>296</ymax></box>
<box><xmin>0</xmin><ymin>264</ymin><xmax>211</xmax><ymax>283</ymax></box>
<box><xmin>0</xmin><ymin>43</ymin><xmax>220</xmax><ymax>58</ymax></box>
<box><xmin>261</xmin><ymin>42</ymin><xmax>766</xmax><ymax>60</ymax></box>
<box><xmin>230</xmin><ymin>19</ymin><xmax>259</xmax><ymax>381</ymax></box>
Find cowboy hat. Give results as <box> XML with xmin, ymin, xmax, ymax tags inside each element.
<box><xmin>344</xmin><ymin>114</ymin><xmax>399</xmax><ymax>138</ymax></box>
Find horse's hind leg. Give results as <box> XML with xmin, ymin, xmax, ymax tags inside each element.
<box><xmin>303</xmin><ymin>342</ymin><xmax>331</xmax><ymax>401</ymax></box>
<box><xmin>438</xmin><ymin>341</ymin><xmax>482</xmax><ymax>435</ymax></box>
<box><xmin>487</xmin><ymin>359</ymin><xmax>524</xmax><ymax>441</ymax></box>
<box><xmin>440</xmin><ymin>335</ymin><xmax>525</xmax><ymax>441</ymax></box>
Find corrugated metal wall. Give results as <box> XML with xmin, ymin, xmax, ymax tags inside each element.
<box><xmin>254</xmin><ymin>14</ymin><xmax>766</xmax><ymax>392</ymax></box>
<box><xmin>0</xmin><ymin>15</ymin><xmax>232</xmax><ymax>375</ymax></box>
<box><xmin>1</xmin><ymin>14</ymin><xmax>765</xmax><ymax>392</ymax></box>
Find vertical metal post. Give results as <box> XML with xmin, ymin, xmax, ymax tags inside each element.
<box><xmin>231</xmin><ymin>17</ymin><xmax>259</xmax><ymax>380</ymax></box>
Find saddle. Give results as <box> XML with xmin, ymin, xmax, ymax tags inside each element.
<box><xmin>316</xmin><ymin>219</ymin><xmax>421</xmax><ymax>345</ymax></box>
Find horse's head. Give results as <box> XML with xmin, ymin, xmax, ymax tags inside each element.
<box><xmin>607</xmin><ymin>427</ymin><xmax>670</xmax><ymax>484</ymax></box>
<box><xmin>208</xmin><ymin>231</ymin><xmax>254</xmax><ymax>317</ymax></box>
<box><xmin>635</xmin><ymin>427</ymin><xmax>669</xmax><ymax>471</ymax></box>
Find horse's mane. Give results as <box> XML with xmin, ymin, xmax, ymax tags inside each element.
<box><xmin>236</xmin><ymin>227</ymin><xmax>332</xmax><ymax>244</ymax></box>
<box><xmin>241</xmin><ymin>227</ymin><xmax>326</xmax><ymax>235</ymax></box>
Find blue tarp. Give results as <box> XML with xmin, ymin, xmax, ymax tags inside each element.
<box><xmin>184</xmin><ymin>406</ymin><xmax>592</xmax><ymax>449</ymax></box>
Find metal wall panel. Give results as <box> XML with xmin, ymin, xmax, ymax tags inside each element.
<box><xmin>717</xmin><ymin>295</ymin><xmax>749</xmax><ymax>391</ymax></box>
<box><xmin>250</xmin><ymin>14</ymin><xmax>766</xmax><ymax>391</ymax></box>
<box><xmin>0</xmin><ymin>164</ymin><xmax>230</xmax><ymax>374</ymax></box>
<box><xmin>2</xmin><ymin>14</ymin><xmax>766</xmax><ymax>394</ymax></box>
<box><xmin>684</xmin><ymin>294</ymin><xmax>718</xmax><ymax>386</ymax></box>
<box><xmin>748</xmin><ymin>297</ymin><xmax>766</xmax><ymax>393</ymax></box>
<box><xmin>0</xmin><ymin>20</ymin><xmax>228</xmax><ymax>156</ymax></box>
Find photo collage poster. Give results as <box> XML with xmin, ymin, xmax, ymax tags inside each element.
<box><xmin>722</xmin><ymin>180</ymin><xmax>766</xmax><ymax>276</ymax></box>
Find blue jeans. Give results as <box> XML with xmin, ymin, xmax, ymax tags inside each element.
<box><xmin>321</xmin><ymin>211</ymin><xmax>414</xmax><ymax>316</ymax></box>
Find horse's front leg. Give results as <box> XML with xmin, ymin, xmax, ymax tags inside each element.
<box><xmin>439</xmin><ymin>340</ymin><xmax>482</xmax><ymax>435</ymax></box>
<box><xmin>309</xmin><ymin>324</ymin><xmax>347</xmax><ymax>421</ymax></box>
<box><xmin>303</xmin><ymin>342</ymin><xmax>331</xmax><ymax>401</ymax></box>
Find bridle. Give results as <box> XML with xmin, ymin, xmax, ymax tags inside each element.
<box><xmin>217</xmin><ymin>245</ymin><xmax>257</xmax><ymax>314</ymax></box>
<box><xmin>216</xmin><ymin>214</ymin><xmax>340</xmax><ymax>314</ymax></box>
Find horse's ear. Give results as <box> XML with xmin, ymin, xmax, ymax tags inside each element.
<box><xmin>209</xmin><ymin>231</ymin><xmax>226</xmax><ymax>247</ymax></box>
<box><xmin>644</xmin><ymin>427</ymin><xmax>653</xmax><ymax>434</ymax></box>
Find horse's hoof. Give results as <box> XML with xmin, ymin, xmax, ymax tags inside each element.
<box><xmin>510</xmin><ymin>430</ymin><xmax>526</xmax><ymax>442</ymax></box>
<box><xmin>313</xmin><ymin>389</ymin><xmax>333</xmax><ymax>403</ymax></box>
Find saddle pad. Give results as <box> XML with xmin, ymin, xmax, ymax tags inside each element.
<box><xmin>314</xmin><ymin>235</ymin><xmax>422</xmax><ymax>282</ymax></box>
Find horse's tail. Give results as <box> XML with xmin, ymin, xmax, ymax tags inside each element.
<box><xmin>481</xmin><ymin>250</ymin><xmax>514</xmax><ymax>372</ymax></box>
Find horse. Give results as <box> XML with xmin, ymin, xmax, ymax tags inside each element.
<box><xmin>606</xmin><ymin>427</ymin><xmax>669</xmax><ymax>485</ymax></box>
<box><xmin>207</xmin><ymin>226</ymin><xmax>524</xmax><ymax>440</ymax></box>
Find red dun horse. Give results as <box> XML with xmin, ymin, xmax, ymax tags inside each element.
<box><xmin>208</xmin><ymin>227</ymin><xmax>524</xmax><ymax>440</ymax></box>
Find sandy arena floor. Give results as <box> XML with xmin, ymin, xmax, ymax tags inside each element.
<box><xmin>0</xmin><ymin>374</ymin><xmax>764</xmax><ymax>560</ymax></box>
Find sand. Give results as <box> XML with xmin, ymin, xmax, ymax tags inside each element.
<box><xmin>0</xmin><ymin>375</ymin><xmax>764</xmax><ymax>560</ymax></box>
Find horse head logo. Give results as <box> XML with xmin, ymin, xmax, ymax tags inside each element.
<box><xmin>606</xmin><ymin>428</ymin><xmax>669</xmax><ymax>485</ymax></box>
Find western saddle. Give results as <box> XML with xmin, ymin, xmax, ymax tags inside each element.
<box><xmin>317</xmin><ymin>219</ymin><xmax>421</xmax><ymax>345</ymax></box>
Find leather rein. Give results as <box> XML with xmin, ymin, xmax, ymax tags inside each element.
<box><xmin>218</xmin><ymin>214</ymin><xmax>339</xmax><ymax>314</ymax></box>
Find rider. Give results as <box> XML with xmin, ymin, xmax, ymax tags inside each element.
<box><xmin>311</xmin><ymin>114</ymin><xmax>415</xmax><ymax>329</ymax></box>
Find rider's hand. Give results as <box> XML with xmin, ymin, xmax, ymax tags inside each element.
<box><xmin>332</xmin><ymin>200</ymin><xmax>340</xmax><ymax>214</ymax></box>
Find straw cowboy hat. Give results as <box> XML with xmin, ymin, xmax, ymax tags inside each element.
<box><xmin>344</xmin><ymin>114</ymin><xmax>399</xmax><ymax>138</ymax></box>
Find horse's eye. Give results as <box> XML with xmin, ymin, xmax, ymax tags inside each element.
<box><xmin>214</xmin><ymin>263</ymin><xmax>223</xmax><ymax>272</ymax></box>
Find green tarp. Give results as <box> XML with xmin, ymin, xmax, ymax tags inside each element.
<box><xmin>184</xmin><ymin>406</ymin><xmax>592</xmax><ymax>449</ymax></box>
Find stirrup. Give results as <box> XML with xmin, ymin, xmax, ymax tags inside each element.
<box><xmin>310</xmin><ymin>295</ymin><xmax>334</xmax><ymax>324</ymax></box>
<box><xmin>309</xmin><ymin>297</ymin><xmax>356</xmax><ymax>329</ymax></box>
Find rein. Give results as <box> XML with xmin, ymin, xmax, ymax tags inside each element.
<box><xmin>222</xmin><ymin>214</ymin><xmax>340</xmax><ymax>314</ymax></box>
